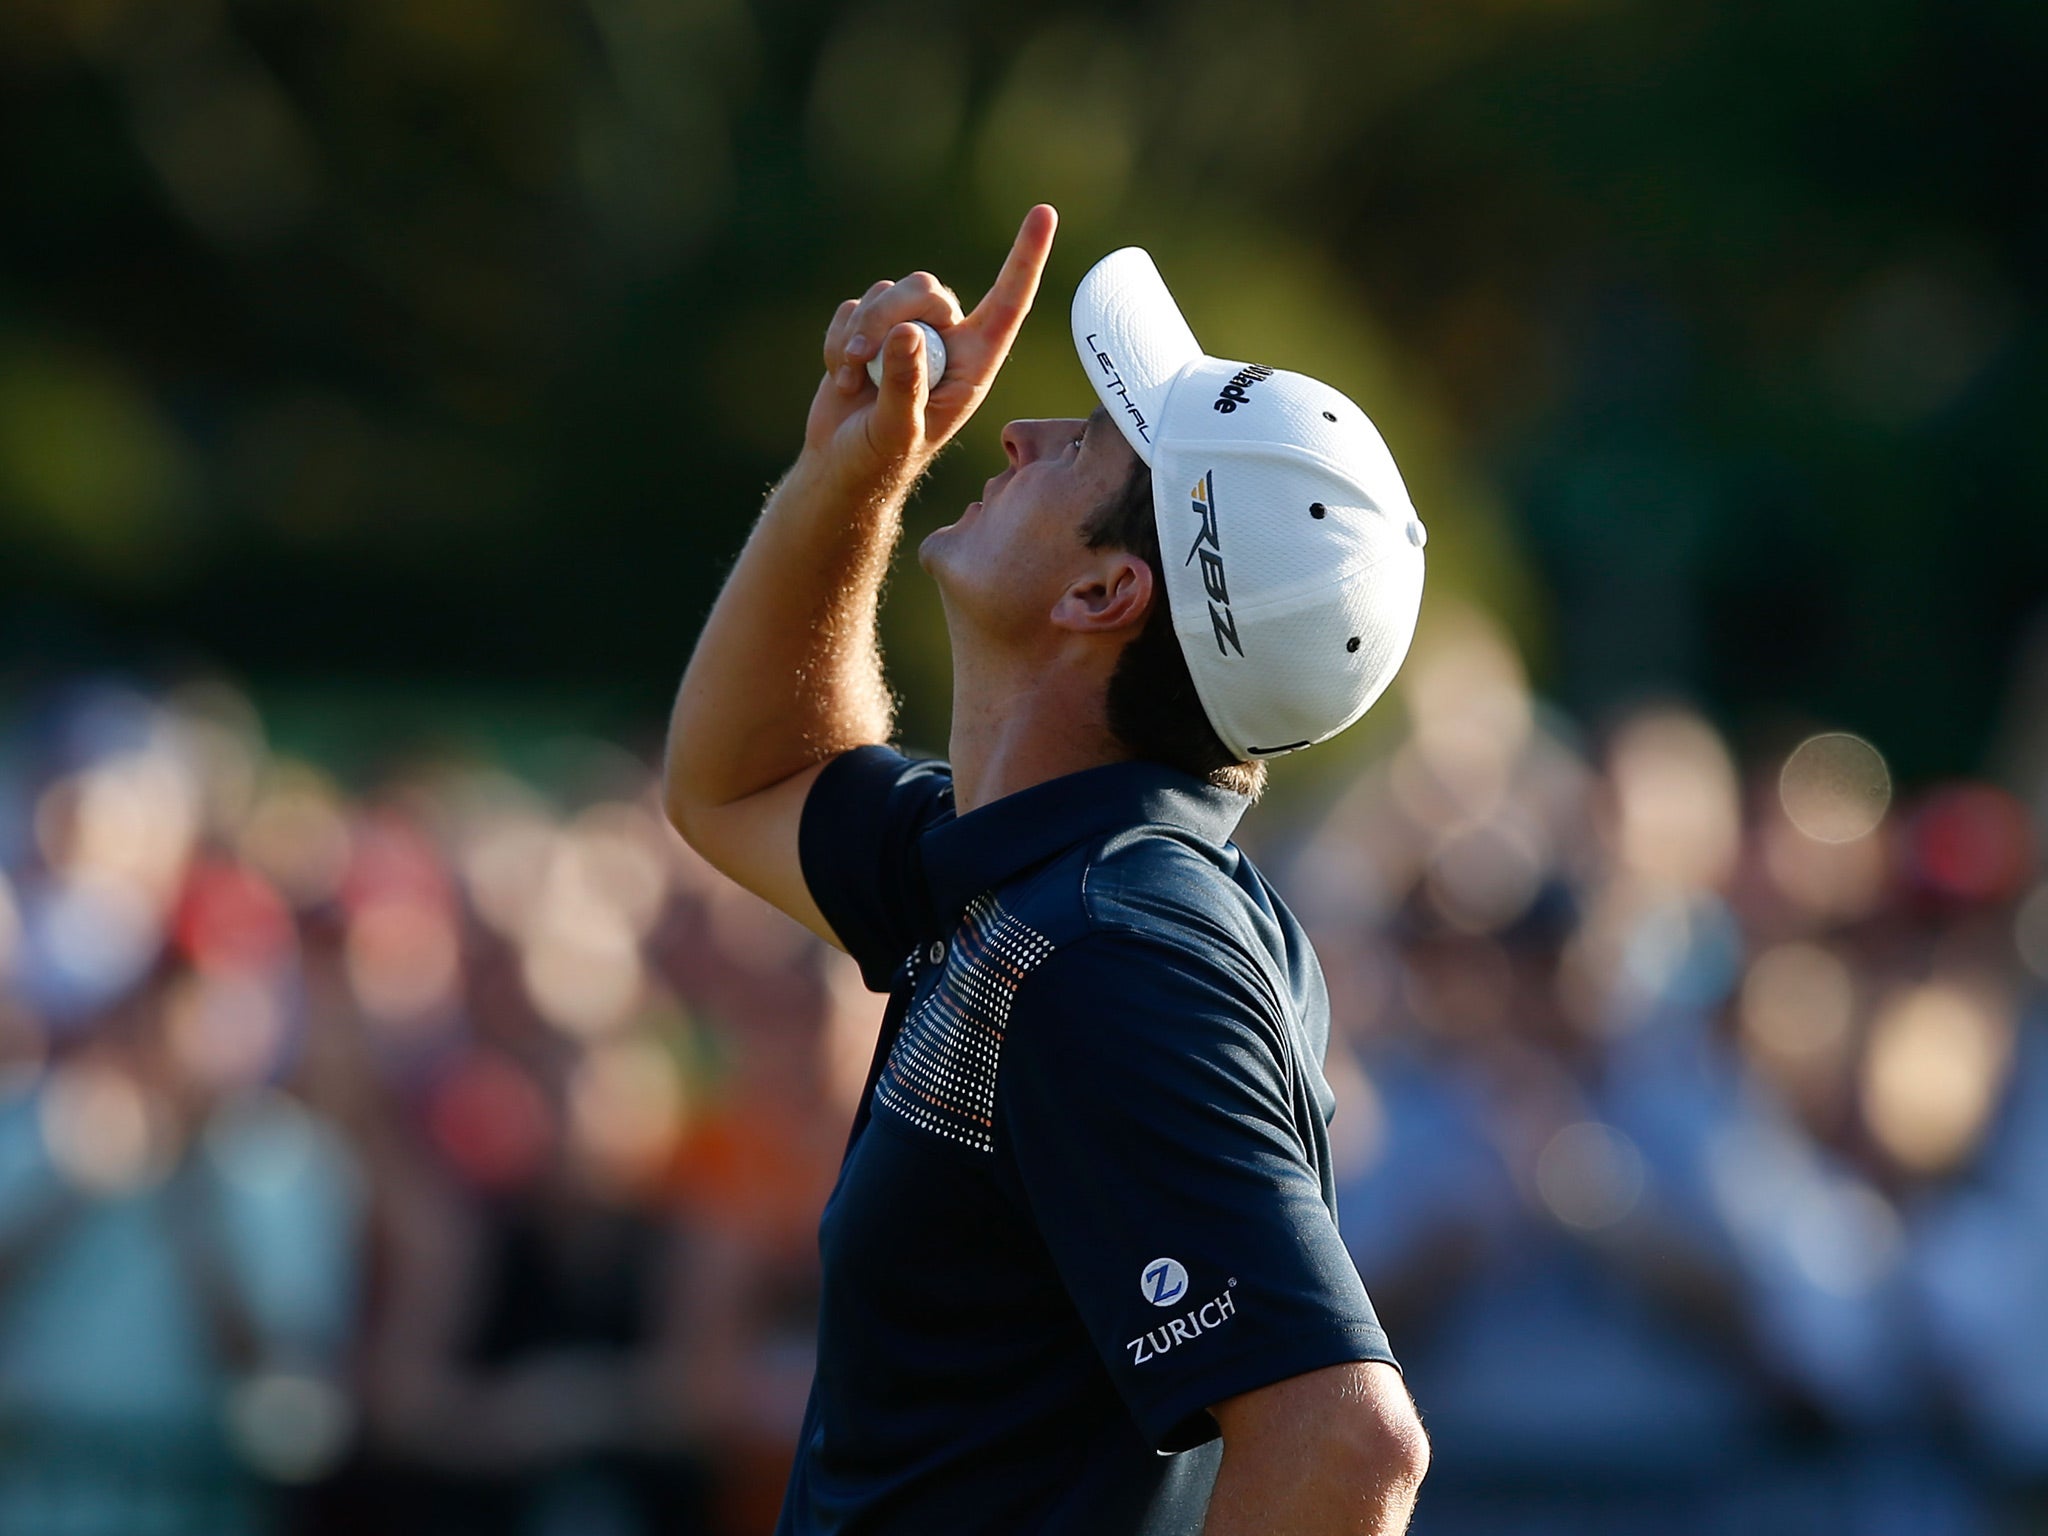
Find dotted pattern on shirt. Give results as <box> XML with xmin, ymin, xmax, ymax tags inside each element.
<box><xmin>873</xmin><ymin>894</ymin><xmax>1055</xmax><ymax>1153</ymax></box>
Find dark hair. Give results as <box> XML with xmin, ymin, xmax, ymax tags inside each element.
<box><xmin>1081</xmin><ymin>459</ymin><xmax>1267</xmax><ymax>800</ymax></box>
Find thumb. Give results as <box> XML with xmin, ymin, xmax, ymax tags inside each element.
<box><xmin>869</xmin><ymin>321</ymin><xmax>932</xmax><ymax>456</ymax></box>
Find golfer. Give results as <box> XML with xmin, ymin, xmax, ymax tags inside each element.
<box><xmin>665</xmin><ymin>204</ymin><xmax>1431</xmax><ymax>1534</ymax></box>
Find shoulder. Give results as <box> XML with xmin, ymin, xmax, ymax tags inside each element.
<box><xmin>1000</xmin><ymin>919</ymin><xmax>1293</xmax><ymax>1097</ymax></box>
<box><xmin>1014</xmin><ymin>829</ymin><xmax>1331</xmax><ymax>1102</ymax></box>
<box><xmin>994</xmin><ymin>921</ymin><xmax>1320</xmax><ymax>1172</ymax></box>
<box><xmin>1083</xmin><ymin>826</ymin><xmax>1299</xmax><ymax>966</ymax></box>
<box><xmin>1080</xmin><ymin>828</ymin><xmax>1317</xmax><ymax>1027</ymax></box>
<box><xmin>802</xmin><ymin>743</ymin><xmax>954</xmax><ymax>832</ymax></box>
<box><xmin>986</xmin><ymin>827</ymin><xmax>1277</xmax><ymax>995</ymax></box>
<box><xmin>982</xmin><ymin>816</ymin><xmax>1317</xmax><ymax>1012</ymax></box>
<box><xmin>798</xmin><ymin>746</ymin><xmax>957</xmax><ymax>990</ymax></box>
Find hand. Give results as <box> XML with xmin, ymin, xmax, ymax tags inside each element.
<box><xmin>803</xmin><ymin>203</ymin><xmax>1058</xmax><ymax>493</ymax></box>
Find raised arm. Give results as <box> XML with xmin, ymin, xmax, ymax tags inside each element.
<box><xmin>662</xmin><ymin>206</ymin><xmax>1057</xmax><ymax>939</ymax></box>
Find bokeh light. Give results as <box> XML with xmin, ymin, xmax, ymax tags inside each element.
<box><xmin>521</xmin><ymin>917</ymin><xmax>645</xmax><ymax>1039</ymax></box>
<box><xmin>460</xmin><ymin>799</ymin><xmax>558</xmax><ymax>940</ymax></box>
<box><xmin>39</xmin><ymin>1059</ymin><xmax>167</xmax><ymax>1194</ymax></box>
<box><xmin>165</xmin><ymin>970</ymin><xmax>288</xmax><ymax>1091</ymax></box>
<box><xmin>1909</xmin><ymin>783</ymin><xmax>2035</xmax><ymax>903</ymax></box>
<box><xmin>226</xmin><ymin>1371</ymin><xmax>354</xmax><ymax>1484</ymax></box>
<box><xmin>35</xmin><ymin>744</ymin><xmax>199</xmax><ymax>900</ymax></box>
<box><xmin>1395</xmin><ymin>608</ymin><xmax>1534</xmax><ymax>833</ymax></box>
<box><xmin>1779</xmin><ymin>733</ymin><xmax>1891</xmax><ymax>844</ymax></box>
<box><xmin>237</xmin><ymin>762</ymin><xmax>354</xmax><ymax>909</ymax></box>
<box><xmin>427</xmin><ymin>1049</ymin><xmax>555</xmax><ymax>1192</ymax></box>
<box><xmin>1760</xmin><ymin>810</ymin><xmax>1889</xmax><ymax>924</ymax></box>
<box><xmin>1789</xmin><ymin>1181</ymin><xmax>1905</xmax><ymax>1300</ymax></box>
<box><xmin>566</xmin><ymin>802</ymin><xmax>673</xmax><ymax>939</ymax></box>
<box><xmin>346</xmin><ymin>897</ymin><xmax>461</xmax><ymax>1032</ymax></box>
<box><xmin>1739</xmin><ymin>942</ymin><xmax>1857</xmax><ymax>1100</ymax></box>
<box><xmin>1535</xmin><ymin>1121</ymin><xmax>1645</xmax><ymax>1232</ymax></box>
<box><xmin>570</xmin><ymin>1033</ymin><xmax>687</xmax><ymax>1189</ymax></box>
<box><xmin>26</xmin><ymin>870</ymin><xmax>165</xmax><ymax>1018</ymax></box>
<box><xmin>1608</xmin><ymin>708</ymin><xmax>1740</xmax><ymax>890</ymax></box>
<box><xmin>175</xmin><ymin>860</ymin><xmax>295</xmax><ymax>974</ymax></box>
<box><xmin>1424</xmin><ymin>819</ymin><xmax>1543</xmax><ymax>934</ymax></box>
<box><xmin>1860</xmin><ymin>981</ymin><xmax>2016</xmax><ymax>1176</ymax></box>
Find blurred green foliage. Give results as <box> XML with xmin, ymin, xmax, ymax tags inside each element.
<box><xmin>0</xmin><ymin>0</ymin><xmax>2041</xmax><ymax>779</ymax></box>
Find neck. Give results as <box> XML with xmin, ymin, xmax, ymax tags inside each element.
<box><xmin>945</xmin><ymin>642</ymin><xmax>1128</xmax><ymax>814</ymax></box>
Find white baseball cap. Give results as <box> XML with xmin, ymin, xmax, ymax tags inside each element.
<box><xmin>1072</xmin><ymin>248</ymin><xmax>1427</xmax><ymax>759</ymax></box>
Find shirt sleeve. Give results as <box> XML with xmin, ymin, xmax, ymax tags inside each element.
<box><xmin>996</xmin><ymin>929</ymin><xmax>1396</xmax><ymax>1452</ymax></box>
<box><xmin>798</xmin><ymin>745</ymin><xmax>955</xmax><ymax>991</ymax></box>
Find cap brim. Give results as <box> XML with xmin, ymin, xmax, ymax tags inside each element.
<box><xmin>1071</xmin><ymin>248</ymin><xmax>1203</xmax><ymax>467</ymax></box>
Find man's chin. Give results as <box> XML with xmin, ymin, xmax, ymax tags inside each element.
<box><xmin>918</xmin><ymin>505</ymin><xmax>976</xmax><ymax>574</ymax></box>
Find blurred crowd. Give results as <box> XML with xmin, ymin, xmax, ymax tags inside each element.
<box><xmin>2</xmin><ymin>611</ymin><xmax>2046</xmax><ymax>1536</ymax></box>
<box><xmin>0</xmin><ymin>676</ymin><xmax>875</xmax><ymax>1536</ymax></box>
<box><xmin>1293</xmin><ymin>611</ymin><xmax>2048</xmax><ymax>1535</ymax></box>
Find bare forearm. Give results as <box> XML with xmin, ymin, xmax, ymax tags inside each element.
<box><xmin>1202</xmin><ymin>1444</ymin><xmax>1423</xmax><ymax>1536</ymax></box>
<box><xmin>1203</xmin><ymin>1362</ymin><xmax>1429</xmax><ymax>1536</ymax></box>
<box><xmin>666</xmin><ymin>451</ymin><xmax>907</xmax><ymax>819</ymax></box>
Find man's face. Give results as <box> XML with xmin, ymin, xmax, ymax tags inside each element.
<box><xmin>918</xmin><ymin>406</ymin><xmax>1141</xmax><ymax>644</ymax></box>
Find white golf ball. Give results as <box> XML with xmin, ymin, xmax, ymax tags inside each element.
<box><xmin>866</xmin><ymin>321</ymin><xmax>947</xmax><ymax>388</ymax></box>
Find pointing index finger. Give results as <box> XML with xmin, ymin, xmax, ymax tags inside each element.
<box><xmin>964</xmin><ymin>204</ymin><xmax>1059</xmax><ymax>355</ymax></box>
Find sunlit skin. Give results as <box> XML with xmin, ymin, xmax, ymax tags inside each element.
<box><xmin>917</xmin><ymin>406</ymin><xmax>1137</xmax><ymax>632</ymax></box>
<box><xmin>917</xmin><ymin>406</ymin><xmax>1153</xmax><ymax>809</ymax></box>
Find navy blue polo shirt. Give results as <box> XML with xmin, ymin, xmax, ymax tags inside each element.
<box><xmin>779</xmin><ymin>746</ymin><xmax>1396</xmax><ymax>1536</ymax></box>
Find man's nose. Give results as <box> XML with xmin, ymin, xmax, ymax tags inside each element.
<box><xmin>1000</xmin><ymin>418</ymin><xmax>1077</xmax><ymax>467</ymax></box>
<box><xmin>1000</xmin><ymin>419</ymin><xmax>1044</xmax><ymax>468</ymax></box>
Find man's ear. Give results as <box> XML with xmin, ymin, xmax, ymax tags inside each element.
<box><xmin>1051</xmin><ymin>553</ymin><xmax>1153</xmax><ymax>635</ymax></box>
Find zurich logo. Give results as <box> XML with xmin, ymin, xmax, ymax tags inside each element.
<box><xmin>1141</xmin><ymin>1257</ymin><xmax>1189</xmax><ymax>1308</ymax></box>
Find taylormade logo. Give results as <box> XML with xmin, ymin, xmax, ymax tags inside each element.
<box><xmin>1212</xmin><ymin>364</ymin><xmax>1274</xmax><ymax>414</ymax></box>
<box><xmin>1184</xmin><ymin>471</ymin><xmax>1244</xmax><ymax>658</ymax></box>
<box><xmin>1083</xmin><ymin>333</ymin><xmax>1151</xmax><ymax>444</ymax></box>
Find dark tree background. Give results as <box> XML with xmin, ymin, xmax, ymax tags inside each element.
<box><xmin>2</xmin><ymin>0</ymin><xmax>2042</xmax><ymax>782</ymax></box>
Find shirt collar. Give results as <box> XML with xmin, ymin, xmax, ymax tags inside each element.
<box><xmin>919</xmin><ymin>760</ymin><xmax>1250</xmax><ymax>932</ymax></box>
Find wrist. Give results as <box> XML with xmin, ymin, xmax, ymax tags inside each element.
<box><xmin>788</xmin><ymin>442</ymin><xmax>919</xmax><ymax>517</ymax></box>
